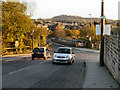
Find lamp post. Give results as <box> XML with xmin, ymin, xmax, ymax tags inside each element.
<box><xmin>100</xmin><ymin>0</ymin><xmax>105</xmax><ymax>66</ymax></box>
<box><xmin>31</xmin><ymin>30</ymin><xmax>34</xmax><ymax>50</ymax></box>
<box><xmin>15</xmin><ymin>35</ymin><xmax>19</xmax><ymax>54</ymax></box>
<box><xmin>89</xmin><ymin>14</ymin><xmax>92</xmax><ymax>43</ymax></box>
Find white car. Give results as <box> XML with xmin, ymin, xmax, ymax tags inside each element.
<box><xmin>52</xmin><ymin>47</ymin><xmax>75</xmax><ymax>64</ymax></box>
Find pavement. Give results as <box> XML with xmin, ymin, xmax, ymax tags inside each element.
<box><xmin>52</xmin><ymin>42</ymin><xmax>100</xmax><ymax>53</ymax></box>
<box><xmin>75</xmin><ymin>47</ymin><xmax>100</xmax><ymax>54</ymax></box>
<box><xmin>2</xmin><ymin>42</ymin><xmax>120</xmax><ymax>88</ymax></box>
<box><xmin>79</xmin><ymin>49</ymin><xmax>119</xmax><ymax>89</ymax></box>
<box><xmin>2</xmin><ymin>53</ymin><xmax>31</xmax><ymax>63</ymax></box>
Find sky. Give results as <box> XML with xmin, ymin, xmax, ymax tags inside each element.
<box><xmin>24</xmin><ymin>0</ymin><xmax>120</xmax><ymax>20</ymax></box>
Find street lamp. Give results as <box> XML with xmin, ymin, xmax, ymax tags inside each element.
<box><xmin>89</xmin><ymin>14</ymin><xmax>92</xmax><ymax>23</ymax></box>
<box><xmin>31</xmin><ymin>30</ymin><xmax>34</xmax><ymax>50</ymax></box>
<box><xmin>15</xmin><ymin>35</ymin><xmax>19</xmax><ymax>54</ymax></box>
<box><xmin>89</xmin><ymin>14</ymin><xmax>92</xmax><ymax>43</ymax></box>
<box><xmin>100</xmin><ymin>0</ymin><xmax>105</xmax><ymax>66</ymax></box>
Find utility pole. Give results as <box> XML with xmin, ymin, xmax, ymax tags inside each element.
<box><xmin>89</xmin><ymin>14</ymin><xmax>92</xmax><ymax>42</ymax></box>
<box><xmin>31</xmin><ymin>33</ymin><xmax>33</xmax><ymax>50</ymax></box>
<box><xmin>15</xmin><ymin>35</ymin><xmax>19</xmax><ymax>54</ymax></box>
<box><xmin>100</xmin><ymin>0</ymin><xmax>105</xmax><ymax>66</ymax></box>
<box><xmin>31</xmin><ymin>30</ymin><xmax>34</xmax><ymax>50</ymax></box>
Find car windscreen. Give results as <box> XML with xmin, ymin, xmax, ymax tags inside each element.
<box><xmin>39</xmin><ymin>48</ymin><xmax>44</xmax><ymax>52</ymax></box>
<box><xmin>33</xmin><ymin>48</ymin><xmax>39</xmax><ymax>53</ymax></box>
<box><xmin>33</xmin><ymin>48</ymin><xmax>44</xmax><ymax>53</ymax></box>
<box><xmin>56</xmin><ymin>48</ymin><xmax>71</xmax><ymax>54</ymax></box>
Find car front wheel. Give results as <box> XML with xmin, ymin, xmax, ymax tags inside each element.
<box><xmin>68</xmin><ymin>60</ymin><xmax>72</xmax><ymax>65</ymax></box>
<box><xmin>32</xmin><ymin>57</ymin><xmax>34</xmax><ymax>60</ymax></box>
<box><xmin>52</xmin><ymin>62</ymin><xmax>55</xmax><ymax>64</ymax></box>
<box><xmin>72</xmin><ymin>59</ymin><xmax>74</xmax><ymax>62</ymax></box>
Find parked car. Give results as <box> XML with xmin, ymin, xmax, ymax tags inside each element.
<box><xmin>32</xmin><ymin>47</ymin><xmax>51</xmax><ymax>60</ymax></box>
<box><xmin>52</xmin><ymin>47</ymin><xmax>75</xmax><ymax>64</ymax></box>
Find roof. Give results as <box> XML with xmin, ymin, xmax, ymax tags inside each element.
<box><xmin>40</xmin><ymin>47</ymin><xmax>47</xmax><ymax>49</ymax></box>
<box><xmin>35</xmin><ymin>47</ymin><xmax>46</xmax><ymax>49</ymax></box>
<box><xmin>58</xmin><ymin>47</ymin><xmax>72</xmax><ymax>49</ymax></box>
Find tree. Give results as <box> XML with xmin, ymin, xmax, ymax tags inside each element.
<box><xmin>34</xmin><ymin>27</ymin><xmax>50</xmax><ymax>47</ymax></box>
<box><xmin>2</xmin><ymin>1</ymin><xmax>35</xmax><ymax>53</ymax></box>
<box><xmin>65</xmin><ymin>29</ymin><xmax>73</xmax><ymax>37</ymax></box>
<box><xmin>72</xmin><ymin>30</ymin><xmax>80</xmax><ymax>38</ymax></box>
<box><xmin>79</xmin><ymin>23</ymin><xmax>91</xmax><ymax>38</ymax></box>
<box><xmin>79</xmin><ymin>23</ymin><xmax>100</xmax><ymax>45</ymax></box>
<box><xmin>53</xmin><ymin>24</ymin><xmax>66</xmax><ymax>38</ymax></box>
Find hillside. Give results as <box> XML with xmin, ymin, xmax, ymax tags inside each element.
<box><xmin>51</xmin><ymin>15</ymin><xmax>101</xmax><ymax>23</ymax></box>
<box><xmin>37</xmin><ymin>15</ymin><xmax>115</xmax><ymax>24</ymax></box>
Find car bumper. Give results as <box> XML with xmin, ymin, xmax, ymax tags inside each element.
<box><xmin>32</xmin><ymin>54</ymin><xmax>45</xmax><ymax>58</ymax></box>
<box><xmin>52</xmin><ymin>59</ymin><xmax>71</xmax><ymax>64</ymax></box>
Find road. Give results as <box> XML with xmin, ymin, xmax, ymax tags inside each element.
<box><xmin>3</xmin><ymin>42</ymin><xmax>89</xmax><ymax>88</ymax></box>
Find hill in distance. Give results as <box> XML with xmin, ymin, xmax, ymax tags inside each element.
<box><xmin>38</xmin><ymin>14</ymin><xmax>115</xmax><ymax>23</ymax></box>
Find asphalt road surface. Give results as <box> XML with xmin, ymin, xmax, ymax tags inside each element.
<box><xmin>3</xmin><ymin>42</ymin><xmax>87</xmax><ymax>88</ymax></box>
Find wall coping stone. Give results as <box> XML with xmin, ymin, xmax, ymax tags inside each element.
<box><xmin>112</xmin><ymin>27</ymin><xmax>120</xmax><ymax>33</ymax></box>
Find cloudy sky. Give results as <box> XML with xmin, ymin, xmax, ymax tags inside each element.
<box><xmin>24</xmin><ymin>0</ymin><xmax>120</xmax><ymax>20</ymax></box>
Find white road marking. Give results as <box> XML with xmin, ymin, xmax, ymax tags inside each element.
<box><xmin>8</xmin><ymin>65</ymin><xmax>34</xmax><ymax>75</ymax></box>
<box><xmin>8</xmin><ymin>61</ymin><xmax>48</xmax><ymax>75</ymax></box>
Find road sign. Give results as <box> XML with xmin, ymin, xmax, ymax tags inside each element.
<box><xmin>15</xmin><ymin>41</ymin><xmax>19</xmax><ymax>47</ymax></box>
<box><xmin>86</xmin><ymin>35</ymin><xmax>89</xmax><ymax>38</ymax></box>
<box><xmin>100</xmin><ymin>16</ymin><xmax>105</xmax><ymax>19</ymax></box>
<box><xmin>89</xmin><ymin>37</ymin><xmax>91</xmax><ymax>41</ymax></box>
<box><xmin>96</xmin><ymin>24</ymin><xmax>111</xmax><ymax>35</ymax></box>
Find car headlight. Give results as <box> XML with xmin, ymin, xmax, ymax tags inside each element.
<box><xmin>54</xmin><ymin>55</ymin><xmax>57</xmax><ymax>58</ymax></box>
<box><xmin>66</xmin><ymin>55</ymin><xmax>70</xmax><ymax>58</ymax></box>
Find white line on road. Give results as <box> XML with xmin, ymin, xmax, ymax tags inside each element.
<box><xmin>8</xmin><ymin>61</ymin><xmax>47</xmax><ymax>75</ymax></box>
<box><xmin>8</xmin><ymin>65</ymin><xmax>34</xmax><ymax>75</ymax></box>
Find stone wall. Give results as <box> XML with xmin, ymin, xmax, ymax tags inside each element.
<box><xmin>104</xmin><ymin>27</ymin><xmax>120</xmax><ymax>84</ymax></box>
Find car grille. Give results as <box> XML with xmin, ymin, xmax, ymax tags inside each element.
<box><xmin>57</xmin><ymin>56</ymin><xmax>65</xmax><ymax>58</ymax></box>
<box><xmin>56</xmin><ymin>60</ymin><xmax>66</xmax><ymax>62</ymax></box>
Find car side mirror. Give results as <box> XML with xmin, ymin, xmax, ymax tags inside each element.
<box><xmin>54</xmin><ymin>51</ymin><xmax>56</xmax><ymax>53</ymax></box>
<box><xmin>72</xmin><ymin>52</ymin><xmax>74</xmax><ymax>54</ymax></box>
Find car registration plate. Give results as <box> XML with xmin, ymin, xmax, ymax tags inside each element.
<box><xmin>36</xmin><ymin>52</ymin><xmax>40</xmax><ymax>54</ymax></box>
